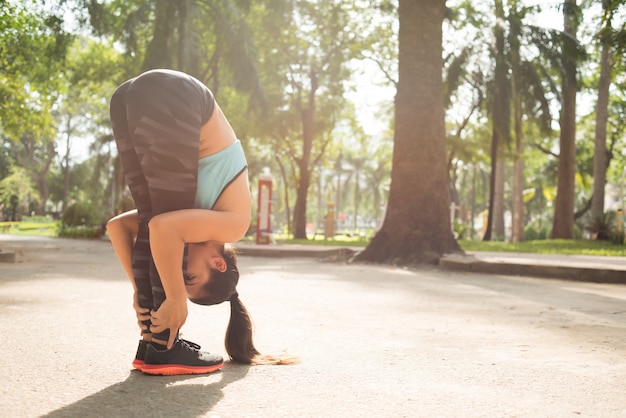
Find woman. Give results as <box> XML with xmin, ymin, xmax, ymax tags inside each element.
<box><xmin>107</xmin><ymin>69</ymin><xmax>266</xmax><ymax>376</ymax></box>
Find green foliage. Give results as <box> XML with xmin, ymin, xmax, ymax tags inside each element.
<box><xmin>61</xmin><ymin>201</ymin><xmax>107</xmax><ymax>228</ymax></box>
<box><xmin>582</xmin><ymin>210</ymin><xmax>624</xmax><ymax>242</ymax></box>
<box><xmin>0</xmin><ymin>219</ymin><xmax>58</xmax><ymax>237</ymax></box>
<box><xmin>0</xmin><ymin>0</ymin><xmax>73</xmax><ymax>142</ymax></box>
<box><xmin>524</xmin><ymin>224</ymin><xmax>550</xmax><ymax>240</ymax></box>
<box><xmin>57</xmin><ymin>224</ymin><xmax>104</xmax><ymax>238</ymax></box>
<box><xmin>453</xmin><ymin>219</ymin><xmax>469</xmax><ymax>240</ymax></box>
<box><xmin>612</xmin><ymin>229</ymin><xmax>625</xmax><ymax>245</ymax></box>
<box><xmin>0</xmin><ymin>166</ymin><xmax>39</xmax><ymax>218</ymax></box>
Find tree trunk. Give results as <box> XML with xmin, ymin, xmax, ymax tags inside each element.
<box><xmin>142</xmin><ymin>0</ymin><xmax>177</xmax><ymax>71</ymax></box>
<box><xmin>484</xmin><ymin>131</ymin><xmax>498</xmax><ymax>241</ymax></box>
<box><xmin>292</xmin><ymin>72</ymin><xmax>318</xmax><ymax>239</ymax></box>
<box><xmin>510</xmin><ymin>2</ymin><xmax>525</xmax><ymax>243</ymax></box>
<box><xmin>470</xmin><ymin>166</ymin><xmax>477</xmax><ymax>238</ymax></box>
<box><xmin>483</xmin><ymin>0</ymin><xmax>510</xmax><ymax>241</ymax></box>
<box><xmin>511</xmin><ymin>121</ymin><xmax>525</xmax><ymax>242</ymax></box>
<box><xmin>275</xmin><ymin>154</ymin><xmax>292</xmax><ymax>236</ymax></box>
<box><xmin>493</xmin><ymin>159</ymin><xmax>506</xmax><ymax>239</ymax></box>
<box><xmin>591</xmin><ymin>0</ymin><xmax>612</xmax><ymax>218</ymax></box>
<box><xmin>35</xmin><ymin>140</ymin><xmax>55</xmax><ymax>215</ymax></box>
<box><xmin>353</xmin><ymin>168</ymin><xmax>360</xmax><ymax>231</ymax></box>
<box><xmin>355</xmin><ymin>0</ymin><xmax>460</xmax><ymax>265</ymax></box>
<box><xmin>551</xmin><ymin>0</ymin><xmax>578</xmax><ymax>239</ymax></box>
<box><xmin>62</xmin><ymin>121</ymin><xmax>71</xmax><ymax>212</ymax></box>
<box><xmin>292</xmin><ymin>164</ymin><xmax>310</xmax><ymax>239</ymax></box>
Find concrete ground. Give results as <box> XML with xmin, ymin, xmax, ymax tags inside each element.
<box><xmin>0</xmin><ymin>235</ymin><xmax>625</xmax><ymax>417</ymax></box>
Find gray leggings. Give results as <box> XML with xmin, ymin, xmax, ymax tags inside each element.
<box><xmin>109</xmin><ymin>69</ymin><xmax>215</xmax><ymax>341</ymax></box>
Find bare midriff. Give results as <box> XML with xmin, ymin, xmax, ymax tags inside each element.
<box><xmin>198</xmin><ymin>103</ymin><xmax>238</xmax><ymax>158</ymax></box>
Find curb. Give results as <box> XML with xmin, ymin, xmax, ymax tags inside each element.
<box><xmin>0</xmin><ymin>251</ymin><xmax>16</xmax><ymax>263</ymax></box>
<box><xmin>439</xmin><ymin>253</ymin><xmax>626</xmax><ymax>285</ymax></box>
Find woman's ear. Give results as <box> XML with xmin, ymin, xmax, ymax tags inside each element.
<box><xmin>211</xmin><ymin>256</ymin><xmax>227</xmax><ymax>272</ymax></box>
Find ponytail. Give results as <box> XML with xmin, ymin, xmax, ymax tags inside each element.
<box><xmin>225</xmin><ymin>292</ymin><xmax>260</xmax><ymax>364</ymax></box>
<box><xmin>226</xmin><ymin>292</ymin><xmax>300</xmax><ymax>365</ymax></box>
<box><xmin>188</xmin><ymin>243</ymin><xmax>299</xmax><ymax>364</ymax></box>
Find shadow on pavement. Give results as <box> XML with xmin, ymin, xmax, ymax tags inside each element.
<box><xmin>43</xmin><ymin>362</ymin><xmax>250</xmax><ymax>417</ymax></box>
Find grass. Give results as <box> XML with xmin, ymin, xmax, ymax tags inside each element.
<box><xmin>3</xmin><ymin>221</ymin><xmax>625</xmax><ymax>257</ymax></box>
<box><xmin>458</xmin><ymin>239</ymin><xmax>626</xmax><ymax>257</ymax></box>
<box><xmin>254</xmin><ymin>234</ymin><xmax>626</xmax><ymax>257</ymax></box>
<box><xmin>241</xmin><ymin>232</ymin><xmax>370</xmax><ymax>247</ymax></box>
<box><xmin>0</xmin><ymin>220</ymin><xmax>59</xmax><ymax>237</ymax></box>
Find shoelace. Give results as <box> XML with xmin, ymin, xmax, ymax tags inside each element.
<box><xmin>178</xmin><ymin>338</ymin><xmax>201</xmax><ymax>351</ymax></box>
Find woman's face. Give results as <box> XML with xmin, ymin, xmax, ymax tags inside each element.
<box><xmin>184</xmin><ymin>241</ymin><xmax>226</xmax><ymax>300</ymax></box>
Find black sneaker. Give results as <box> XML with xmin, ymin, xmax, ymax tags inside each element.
<box><xmin>133</xmin><ymin>338</ymin><xmax>203</xmax><ymax>371</ymax></box>
<box><xmin>142</xmin><ymin>339</ymin><xmax>224</xmax><ymax>376</ymax></box>
<box><xmin>132</xmin><ymin>340</ymin><xmax>149</xmax><ymax>370</ymax></box>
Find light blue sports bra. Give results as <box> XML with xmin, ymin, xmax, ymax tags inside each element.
<box><xmin>195</xmin><ymin>140</ymin><xmax>248</xmax><ymax>209</ymax></box>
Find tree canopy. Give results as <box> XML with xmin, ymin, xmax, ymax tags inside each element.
<box><xmin>2</xmin><ymin>0</ymin><xmax>626</xmax><ymax>262</ymax></box>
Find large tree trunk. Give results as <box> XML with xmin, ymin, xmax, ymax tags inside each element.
<box><xmin>591</xmin><ymin>0</ymin><xmax>612</xmax><ymax>218</ymax></box>
<box><xmin>551</xmin><ymin>0</ymin><xmax>578</xmax><ymax>239</ymax></box>
<box><xmin>355</xmin><ymin>0</ymin><xmax>460</xmax><ymax>265</ymax></box>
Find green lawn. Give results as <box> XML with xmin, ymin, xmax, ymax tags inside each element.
<box><xmin>458</xmin><ymin>239</ymin><xmax>626</xmax><ymax>257</ymax></box>
<box><xmin>3</xmin><ymin>221</ymin><xmax>625</xmax><ymax>257</ymax></box>
<box><xmin>0</xmin><ymin>220</ymin><xmax>59</xmax><ymax>237</ymax></box>
<box><xmin>268</xmin><ymin>235</ymin><xmax>625</xmax><ymax>257</ymax></box>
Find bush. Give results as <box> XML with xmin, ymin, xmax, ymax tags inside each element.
<box><xmin>57</xmin><ymin>225</ymin><xmax>104</xmax><ymax>238</ymax></box>
<box><xmin>60</xmin><ymin>201</ymin><xmax>108</xmax><ymax>238</ymax></box>
<box><xmin>62</xmin><ymin>202</ymin><xmax>107</xmax><ymax>227</ymax></box>
<box><xmin>524</xmin><ymin>224</ymin><xmax>549</xmax><ymax>241</ymax></box>
<box><xmin>583</xmin><ymin>211</ymin><xmax>616</xmax><ymax>241</ymax></box>
<box><xmin>611</xmin><ymin>230</ymin><xmax>625</xmax><ymax>245</ymax></box>
<box><xmin>453</xmin><ymin>219</ymin><xmax>469</xmax><ymax>240</ymax></box>
<box><xmin>573</xmin><ymin>224</ymin><xmax>583</xmax><ymax>240</ymax></box>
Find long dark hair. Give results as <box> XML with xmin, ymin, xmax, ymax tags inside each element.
<box><xmin>190</xmin><ymin>244</ymin><xmax>298</xmax><ymax>365</ymax></box>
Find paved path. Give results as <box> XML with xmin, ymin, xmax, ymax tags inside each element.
<box><xmin>1</xmin><ymin>236</ymin><xmax>625</xmax><ymax>417</ymax></box>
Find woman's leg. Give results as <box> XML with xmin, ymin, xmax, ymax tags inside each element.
<box><xmin>110</xmin><ymin>79</ymin><xmax>154</xmax><ymax>330</ymax></box>
<box><xmin>124</xmin><ymin>70</ymin><xmax>206</xmax><ymax>344</ymax></box>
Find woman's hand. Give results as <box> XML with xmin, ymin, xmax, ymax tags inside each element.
<box><xmin>150</xmin><ymin>297</ymin><xmax>188</xmax><ymax>349</ymax></box>
<box><xmin>133</xmin><ymin>291</ymin><xmax>151</xmax><ymax>332</ymax></box>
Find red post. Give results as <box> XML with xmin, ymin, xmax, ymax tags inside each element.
<box><xmin>256</xmin><ymin>173</ymin><xmax>273</xmax><ymax>244</ymax></box>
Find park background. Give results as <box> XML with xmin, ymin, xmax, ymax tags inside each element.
<box><xmin>1</xmin><ymin>0</ymin><xmax>626</xmax><ymax>260</ymax></box>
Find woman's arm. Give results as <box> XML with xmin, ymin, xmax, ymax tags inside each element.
<box><xmin>148</xmin><ymin>173</ymin><xmax>251</xmax><ymax>348</ymax></box>
<box><xmin>148</xmin><ymin>207</ymin><xmax>251</xmax><ymax>348</ymax></box>
<box><xmin>148</xmin><ymin>208</ymin><xmax>251</xmax><ymax>294</ymax></box>
<box><xmin>148</xmin><ymin>172</ymin><xmax>251</xmax><ymax>300</ymax></box>
<box><xmin>106</xmin><ymin>209</ymin><xmax>139</xmax><ymax>287</ymax></box>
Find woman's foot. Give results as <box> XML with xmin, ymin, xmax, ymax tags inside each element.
<box><xmin>141</xmin><ymin>339</ymin><xmax>223</xmax><ymax>375</ymax></box>
<box><xmin>132</xmin><ymin>339</ymin><xmax>149</xmax><ymax>370</ymax></box>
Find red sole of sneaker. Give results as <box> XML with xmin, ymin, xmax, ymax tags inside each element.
<box><xmin>141</xmin><ymin>361</ymin><xmax>224</xmax><ymax>376</ymax></box>
<box><xmin>132</xmin><ymin>359</ymin><xmax>144</xmax><ymax>370</ymax></box>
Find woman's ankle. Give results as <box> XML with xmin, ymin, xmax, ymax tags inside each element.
<box><xmin>151</xmin><ymin>337</ymin><xmax>168</xmax><ymax>348</ymax></box>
